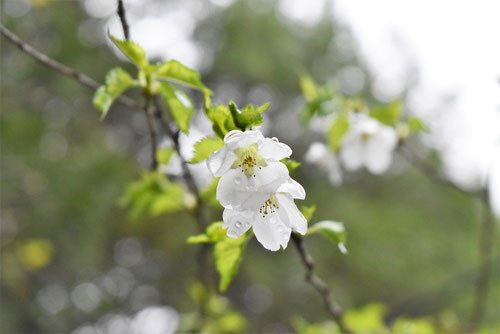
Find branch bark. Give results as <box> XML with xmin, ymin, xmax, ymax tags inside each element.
<box><xmin>117</xmin><ymin>0</ymin><xmax>130</xmax><ymax>40</ymax></box>
<box><xmin>0</xmin><ymin>24</ymin><xmax>139</xmax><ymax>110</ymax></box>
<box><xmin>292</xmin><ymin>233</ymin><xmax>350</xmax><ymax>333</ymax></box>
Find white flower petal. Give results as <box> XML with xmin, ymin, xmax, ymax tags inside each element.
<box><xmin>277</xmin><ymin>194</ymin><xmax>307</xmax><ymax>235</ymax></box>
<box><xmin>222</xmin><ymin>209</ymin><xmax>253</xmax><ymax>238</ymax></box>
<box><xmin>304</xmin><ymin>142</ymin><xmax>328</xmax><ymax>164</ymax></box>
<box><xmin>216</xmin><ymin>169</ymin><xmax>270</xmax><ymax>210</ymax></box>
<box><xmin>252</xmin><ymin>213</ymin><xmax>291</xmax><ymax>251</ymax></box>
<box><xmin>277</xmin><ymin>177</ymin><xmax>305</xmax><ymax>200</ymax></box>
<box><xmin>207</xmin><ymin>147</ymin><xmax>237</xmax><ymax>177</ymax></box>
<box><xmin>258</xmin><ymin>138</ymin><xmax>292</xmax><ymax>161</ymax></box>
<box><xmin>364</xmin><ymin>126</ymin><xmax>398</xmax><ymax>174</ymax></box>
<box><xmin>224</xmin><ymin>130</ymin><xmax>264</xmax><ymax>149</ymax></box>
<box><xmin>340</xmin><ymin>135</ymin><xmax>364</xmax><ymax>171</ymax></box>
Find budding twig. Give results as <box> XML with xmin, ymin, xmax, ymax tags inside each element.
<box><xmin>0</xmin><ymin>24</ymin><xmax>138</xmax><ymax>110</ymax></box>
<box><xmin>292</xmin><ymin>233</ymin><xmax>350</xmax><ymax>333</ymax></box>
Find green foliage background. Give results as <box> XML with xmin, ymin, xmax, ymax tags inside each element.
<box><xmin>1</xmin><ymin>0</ymin><xmax>498</xmax><ymax>333</ymax></box>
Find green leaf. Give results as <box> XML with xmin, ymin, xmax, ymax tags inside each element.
<box><xmin>370</xmin><ymin>100</ymin><xmax>402</xmax><ymax>126</ymax></box>
<box><xmin>120</xmin><ymin>171</ymin><xmax>185</xmax><ymax>220</ymax></box>
<box><xmin>93</xmin><ymin>68</ymin><xmax>137</xmax><ymax>119</ymax></box>
<box><xmin>205</xmin><ymin>104</ymin><xmax>238</xmax><ymax>139</ymax></box>
<box><xmin>229</xmin><ymin>101</ymin><xmax>269</xmax><ymax>130</ymax></box>
<box><xmin>158</xmin><ymin>82</ymin><xmax>194</xmax><ymax>134</ymax></box>
<box><xmin>187</xmin><ymin>221</ymin><xmax>227</xmax><ymax>244</ymax></box>
<box><xmin>327</xmin><ymin>113</ymin><xmax>350</xmax><ymax>152</ymax></box>
<box><xmin>307</xmin><ymin>220</ymin><xmax>347</xmax><ymax>254</ymax></box>
<box><xmin>392</xmin><ymin>317</ymin><xmax>436</xmax><ymax>334</ymax></box>
<box><xmin>281</xmin><ymin>158</ymin><xmax>301</xmax><ymax>173</ymax></box>
<box><xmin>109</xmin><ymin>33</ymin><xmax>149</xmax><ymax>69</ymax></box>
<box><xmin>299</xmin><ymin>73</ymin><xmax>319</xmax><ymax>102</ymax></box>
<box><xmin>300</xmin><ymin>205</ymin><xmax>316</xmax><ymax>222</ymax></box>
<box><xmin>407</xmin><ymin>117</ymin><xmax>427</xmax><ymax>134</ymax></box>
<box><xmin>214</xmin><ymin>234</ymin><xmax>247</xmax><ymax>292</ymax></box>
<box><xmin>149</xmin><ymin>183</ymin><xmax>184</xmax><ymax>216</ymax></box>
<box><xmin>156</xmin><ymin>147</ymin><xmax>175</xmax><ymax>165</ymax></box>
<box><xmin>156</xmin><ymin>60</ymin><xmax>212</xmax><ymax>99</ymax></box>
<box><xmin>190</xmin><ymin>137</ymin><xmax>224</xmax><ymax>163</ymax></box>
<box><xmin>93</xmin><ymin>86</ymin><xmax>113</xmax><ymax>118</ymax></box>
<box><xmin>344</xmin><ymin>303</ymin><xmax>388</xmax><ymax>333</ymax></box>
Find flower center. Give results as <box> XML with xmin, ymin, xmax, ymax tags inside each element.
<box><xmin>259</xmin><ymin>194</ymin><xmax>279</xmax><ymax>218</ymax></box>
<box><xmin>361</xmin><ymin>132</ymin><xmax>373</xmax><ymax>142</ymax></box>
<box><xmin>231</xmin><ymin>143</ymin><xmax>267</xmax><ymax>178</ymax></box>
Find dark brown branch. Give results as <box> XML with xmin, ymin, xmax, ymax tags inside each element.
<box><xmin>117</xmin><ymin>0</ymin><xmax>130</xmax><ymax>40</ymax></box>
<box><xmin>143</xmin><ymin>97</ymin><xmax>158</xmax><ymax>170</ymax></box>
<box><xmin>0</xmin><ymin>24</ymin><xmax>139</xmax><ymax>110</ymax></box>
<box><xmin>152</xmin><ymin>97</ymin><xmax>208</xmax><ymax>231</ymax></box>
<box><xmin>292</xmin><ymin>233</ymin><xmax>350</xmax><ymax>333</ymax></box>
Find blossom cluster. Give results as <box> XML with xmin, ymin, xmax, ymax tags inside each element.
<box><xmin>306</xmin><ymin>113</ymin><xmax>398</xmax><ymax>184</ymax></box>
<box><xmin>207</xmin><ymin>130</ymin><xmax>307</xmax><ymax>251</ymax></box>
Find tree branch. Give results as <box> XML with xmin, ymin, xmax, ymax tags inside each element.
<box><xmin>0</xmin><ymin>23</ymin><xmax>139</xmax><ymax>110</ymax></box>
<box><xmin>143</xmin><ymin>96</ymin><xmax>158</xmax><ymax>170</ymax></box>
<box><xmin>292</xmin><ymin>233</ymin><xmax>350</xmax><ymax>333</ymax></box>
<box><xmin>117</xmin><ymin>0</ymin><xmax>130</xmax><ymax>40</ymax></box>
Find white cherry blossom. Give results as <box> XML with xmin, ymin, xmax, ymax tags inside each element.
<box><xmin>207</xmin><ymin>130</ymin><xmax>292</xmax><ymax>210</ymax></box>
<box><xmin>305</xmin><ymin>141</ymin><xmax>343</xmax><ymax>186</ymax></box>
<box><xmin>340</xmin><ymin>113</ymin><xmax>398</xmax><ymax>174</ymax></box>
<box><xmin>222</xmin><ymin>177</ymin><xmax>307</xmax><ymax>251</ymax></box>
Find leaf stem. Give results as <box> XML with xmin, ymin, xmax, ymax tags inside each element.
<box><xmin>291</xmin><ymin>233</ymin><xmax>350</xmax><ymax>333</ymax></box>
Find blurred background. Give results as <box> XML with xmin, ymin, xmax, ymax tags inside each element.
<box><xmin>1</xmin><ymin>0</ymin><xmax>499</xmax><ymax>333</ymax></box>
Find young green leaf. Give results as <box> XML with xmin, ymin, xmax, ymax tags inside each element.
<box><xmin>205</xmin><ymin>104</ymin><xmax>238</xmax><ymax>139</ymax></box>
<box><xmin>229</xmin><ymin>101</ymin><xmax>268</xmax><ymax>130</ymax></box>
<box><xmin>158</xmin><ymin>82</ymin><xmax>194</xmax><ymax>134</ymax></box>
<box><xmin>190</xmin><ymin>137</ymin><xmax>224</xmax><ymax>163</ymax></box>
<box><xmin>370</xmin><ymin>100</ymin><xmax>402</xmax><ymax>126</ymax></box>
<box><xmin>108</xmin><ymin>33</ymin><xmax>149</xmax><ymax>69</ymax></box>
<box><xmin>120</xmin><ymin>171</ymin><xmax>185</xmax><ymax>220</ymax></box>
<box><xmin>407</xmin><ymin>116</ymin><xmax>427</xmax><ymax>134</ymax></box>
<box><xmin>187</xmin><ymin>221</ymin><xmax>226</xmax><ymax>244</ymax></box>
<box><xmin>327</xmin><ymin>112</ymin><xmax>350</xmax><ymax>152</ymax></box>
<box><xmin>307</xmin><ymin>220</ymin><xmax>347</xmax><ymax>254</ymax></box>
<box><xmin>214</xmin><ymin>234</ymin><xmax>248</xmax><ymax>292</ymax></box>
<box><xmin>156</xmin><ymin>60</ymin><xmax>212</xmax><ymax>98</ymax></box>
<box><xmin>299</xmin><ymin>73</ymin><xmax>319</xmax><ymax>102</ymax></box>
<box><xmin>93</xmin><ymin>67</ymin><xmax>137</xmax><ymax>119</ymax></box>
<box><xmin>300</xmin><ymin>205</ymin><xmax>316</xmax><ymax>222</ymax></box>
<box><xmin>281</xmin><ymin>158</ymin><xmax>301</xmax><ymax>173</ymax></box>
<box><xmin>156</xmin><ymin>147</ymin><xmax>175</xmax><ymax>166</ymax></box>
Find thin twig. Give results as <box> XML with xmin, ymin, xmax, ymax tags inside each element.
<box><xmin>292</xmin><ymin>233</ymin><xmax>350</xmax><ymax>333</ymax></box>
<box><xmin>0</xmin><ymin>24</ymin><xmax>139</xmax><ymax>110</ymax></box>
<box><xmin>117</xmin><ymin>0</ymin><xmax>130</xmax><ymax>40</ymax></box>
<box><xmin>143</xmin><ymin>97</ymin><xmax>158</xmax><ymax>170</ymax></box>
<box><xmin>152</xmin><ymin>97</ymin><xmax>208</xmax><ymax>230</ymax></box>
